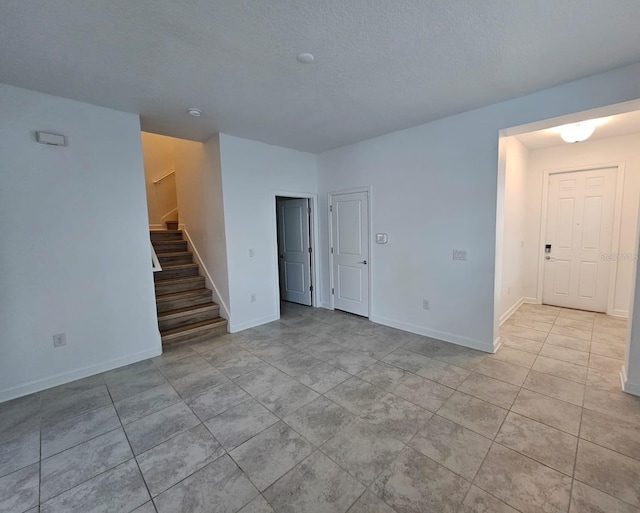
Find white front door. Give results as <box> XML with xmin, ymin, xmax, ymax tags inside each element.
<box><xmin>278</xmin><ymin>198</ymin><xmax>312</xmax><ymax>306</ymax></box>
<box><xmin>542</xmin><ymin>167</ymin><xmax>617</xmax><ymax>312</ymax></box>
<box><xmin>331</xmin><ymin>191</ymin><xmax>369</xmax><ymax>317</ymax></box>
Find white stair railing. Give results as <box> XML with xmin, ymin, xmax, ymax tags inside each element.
<box><xmin>151</xmin><ymin>242</ymin><xmax>162</xmax><ymax>273</ymax></box>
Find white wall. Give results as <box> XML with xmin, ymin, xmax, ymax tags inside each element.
<box><xmin>523</xmin><ymin>133</ymin><xmax>640</xmax><ymax>316</ymax></box>
<box><xmin>0</xmin><ymin>84</ymin><xmax>161</xmax><ymax>402</ymax></box>
<box><xmin>218</xmin><ymin>134</ymin><xmax>317</xmax><ymax>332</ymax></box>
<box><xmin>174</xmin><ymin>135</ymin><xmax>230</xmax><ymax>319</ymax></box>
<box><xmin>141</xmin><ymin>132</ymin><xmax>177</xmax><ymax>227</ymax></box>
<box><xmin>500</xmin><ymin>137</ymin><xmax>530</xmax><ymax>320</ymax></box>
<box><xmin>317</xmin><ymin>62</ymin><xmax>640</xmax><ymax>352</ymax></box>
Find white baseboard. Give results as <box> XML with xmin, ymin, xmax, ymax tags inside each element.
<box><xmin>0</xmin><ymin>346</ymin><xmax>162</xmax><ymax>403</ymax></box>
<box><xmin>319</xmin><ymin>302</ymin><xmax>332</xmax><ymax>309</ymax></box>
<box><xmin>181</xmin><ymin>227</ymin><xmax>231</xmax><ymax>323</ymax></box>
<box><xmin>493</xmin><ymin>336</ymin><xmax>502</xmax><ymax>353</ymax></box>
<box><xmin>611</xmin><ymin>309</ymin><xmax>629</xmax><ymax>319</ymax></box>
<box><xmin>149</xmin><ymin>224</ymin><xmax>163</xmax><ymax>230</ymax></box>
<box><xmin>500</xmin><ymin>297</ymin><xmax>525</xmax><ymax>325</ymax></box>
<box><xmin>370</xmin><ymin>314</ymin><xmax>495</xmax><ymax>354</ymax></box>
<box><xmin>621</xmin><ymin>365</ymin><xmax>640</xmax><ymax>396</ymax></box>
<box><xmin>230</xmin><ymin>313</ymin><xmax>279</xmax><ymax>333</ymax></box>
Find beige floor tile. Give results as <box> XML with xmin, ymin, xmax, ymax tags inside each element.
<box><xmin>437</xmin><ymin>392</ymin><xmax>508</xmax><ymax>439</ymax></box>
<box><xmin>589</xmin><ymin>354</ymin><xmax>624</xmax><ymax>373</ymax></box>
<box><xmin>511</xmin><ymin>389</ymin><xmax>582</xmax><ymax>435</ymax></box>
<box><xmin>475</xmin><ymin>444</ymin><xmax>572</xmax><ymax>513</ymax></box>
<box><xmin>539</xmin><ymin>344</ymin><xmax>589</xmax><ymax>366</ymax></box>
<box><xmin>458</xmin><ymin>373</ymin><xmax>519</xmax><ymax>409</ymax></box>
<box><xmin>489</xmin><ymin>347</ymin><xmax>537</xmax><ymax>368</ymax></box>
<box><xmin>545</xmin><ymin>333</ymin><xmax>591</xmax><ymax>352</ymax></box>
<box><xmin>575</xmin><ymin>439</ymin><xmax>640</xmax><ymax>508</ymax></box>
<box><xmin>532</xmin><ymin>355</ymin><xmax>587</xmax><ymax>384</ymax></box>
<box><xmin>522</xmin><ymin>370</ymin><xmax>584</xmax><ymax>406</ymax></box>
<box><xmin>474</xmin><ymin>358</ymin><xmax>529</xmax><ymax>386</ymax></box>
<box><xmin>495</xmin><ymin>412</ymin><xmax>577</xmax><ymax>475</ymax></box>
<box><xmin>499</xmin><ymin>334</ymin><xmax>543</xmax><ymax>354</ymax></box>
<box><xmin>550</xmin><ymin>325</ymin><xmax>592</xmax><ymax>341</ymax></box>
<box><xmin>570</xmin><ymin>480</ymin><xmax>640</xmax><ymax>513</ymax></box>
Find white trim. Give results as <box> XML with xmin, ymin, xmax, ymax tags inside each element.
<box><xmin>161</xmin><ymin>207</ymin><xmax>179</xmax><ymax>223</ymax></box>
<box><xmin>319</xmin><ymin>302</ymin><xmax>332</xmax><ymax>309</ymax></box>
<box><xmin>536</xmin><ymin>162</ymin><xmax>625</xmax><ymax>315</ymax></box>
<box><xmin>611</xmin><ymin>309</ymin><xmax>629</xmax><ymax>318</ymax></box>
<box><xmin>0</xmin><ymin>346</ymin><xmax>162</xmax><ymax>403</ymax></box>
<box><xmin>370</xmin><ymin>314</ymin><xmax>496</xmax><ymax>354</ymax></box>
<box><xmin>271</xmin><ymin>191</ymin><xmax>321</xmax><ymax>319</ymax></box>
<box><xmin>151</xmin><ymin>242</ymin><xmax>162</xmax><ymax>273</ymax></box>
<box><xmin>493</xmin><ymin>336</ymin><xmax>502</xmax><ymax>353</ymax></box>
<box><xmin>500</xmin><ymin>297</ymin><xmax>524</xmax><ymax>325</ymax></box>
<box><xmin>621</xmin><ymin>364</ymin><xmax>640</xmax><ymax>396</ymax></box>
<box><xmin>149</xmin><ymin>224</ymin><xmax>163</xmax><ymax>230</ymax></box>
<box><xmin>229</xmin><ymin>313</ymin><xmax>279</xmax><ymax>333</ymax></box>
<box><xmin>181</xmin><ymin>227</ymin><xmax>231</xmax><ymax>322</ymax></box>
<box><xmin>328</xmin><ymin>186</ymin><xmax>373</xmax><ymax>317</ymax></box>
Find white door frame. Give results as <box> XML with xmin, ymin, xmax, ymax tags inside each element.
<box><xmin>272</xmin><ymin>191</ymin><xmax>320</xmax><ymax>318</ymax></box>
<box><xmin>328</xmin><ymin>186</ymin><xmax>372</xmax><ymax>317</ymax></box>
<box><xmin>536</xmin><ymin>162</ymin><xmax>626</xmax><ymax>316</ymax></box>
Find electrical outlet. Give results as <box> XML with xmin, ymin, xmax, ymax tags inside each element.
<box><xmin>249</xmin><ymin>248</ymin><xmax>255</xmax><ymax>258</ymax></box>
<box><xmin>453</xmin><ymin>249</ymin><xmax>467</xmax><ymax>261</ymax></box>
<box><xmin>53</xmin><ymin>333</ymin><xmax>66</xmax><ymax>347</ymax></box>
<box><xmin>250</xmin><ymin>293</ymin><xmax>256</xmax><ymax>303</ymax></box>
<box><xmin>423</xmin><ymin>299</ymin><xmax>430</xmax><ymax>310</ymax></box>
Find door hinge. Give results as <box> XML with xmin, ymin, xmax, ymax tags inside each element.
<box><xmin>329</xmin><ymin>205</ymin><xmax>333</xmax><ymax>212</ymax></box>
<box><xmin>308</xmin><ymin>247</ymin><xmax>312</xmax><ymax>253</ymax></box>
<box><xmin>330</xmin><ymin>247</ymin><xmax>333</xmax><ymax>254</ymax></box>
<box><xmin>331</xmin><ymin>287</ymin><xmax>334</xmax><ymax>295</ymax></box>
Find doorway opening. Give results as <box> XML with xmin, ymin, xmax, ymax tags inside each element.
<box><xmin>275</xmin><ymin>194</ymin><xmax>319</xmax><ymax>315</ymax></box>
<box><xmin>494</xmin><ymin>101</ymin><xmax>640</xmax><ymax>392</ymax></box>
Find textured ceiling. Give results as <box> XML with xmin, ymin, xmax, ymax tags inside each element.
<box><xmin>2</xmin><ymin>1</ymin><xmax>640</xmax><ymax>153</ymax></box>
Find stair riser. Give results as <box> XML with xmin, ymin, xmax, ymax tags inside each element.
<box><xmin>153</xmin><ymin>241</ymin><xmax>188</xmax><ymax>253</ymax></box>
<box><xmin>159</xmin><ymin>307</ymin><xmax>220</xmax><ymax>331</ymax></box>
<box><xmin>162</xmin><ymin>324</ymin><xmax>228</xmax><ymax>348</ymax></box>
<box><xmin>158</xmin><ymin>253</ymin><xmax>193</xmax><ymax>265</ymax></box>
<box><xmin>154</xmin><ymin>266</ymin><xmax>199</xmax><ymax>281</ymax></box>
<box><xmin>157</xmin><ymin>293</ymin><xmax>212</xmax><ymax>314</ymax></box>
<box><xmin>155</xmin><ymin>277</ymin><xmax>205</xmax><ymax>295</ymax></box>
<box><xmin>150</xmin><ymin>231</ymin><xmax>183</xmax><ymax>241</ymax></box>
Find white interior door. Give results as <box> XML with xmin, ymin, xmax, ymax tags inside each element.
<box><xmin>331</xmin><ymin>191</ymin><xmax>369</xmax><ymax>317</ymax></box>
<box><xmin>278</xmin><ymin>198</ymin><xmax>312</xmax><ymax>306</ymax></box>
<box><xmin>542</xmin><ymin>167</ymin><xmax>617</xmax><ymax>312</ymax></box>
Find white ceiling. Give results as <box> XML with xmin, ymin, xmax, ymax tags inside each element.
<box><xmin>2</xmin><ymin>1</ymin><xmax>640</xmax><ymax>153</ymax></box>
<box><xmin>515</xmin><ymin>110</ymin><xmax>640</xmax><ymax>150</ymax></box>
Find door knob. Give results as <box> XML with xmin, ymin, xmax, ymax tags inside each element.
<box><xmin>358</xmin><ymin>260</ymin><xmax>367</xmax><ymax>265</ymax></box>
<box><xmin>545</xmin><ymin>256</ymin><xmax>553</xmax><ymax>260</ymax></box>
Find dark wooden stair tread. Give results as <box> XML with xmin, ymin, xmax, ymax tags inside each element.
<box><xmin>156</xmin><ymin>288</ymin><xmax>210</xmax><ymax>301</ymax></box>
<box><xmin>160</xmin><ymin>317</ymin><xmax>226</xmax><ymax>336</ymax></box>
<box><xmin>157</xmin><ymin>302</ymin><xmax>219</xmax><ymax>318</ymax></box>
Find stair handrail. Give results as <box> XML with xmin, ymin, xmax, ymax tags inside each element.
<box><xmin>153</xmin><ymin>169</ymin><xmax>175</xmax><ymax>185</ymax></box>
<box><xmin>151</xmin><ymin>242</ymin><xmax>162</xmax><ymax>273</ymax></box>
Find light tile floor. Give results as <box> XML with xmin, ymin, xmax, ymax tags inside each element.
<box><xmin>2</xmin><ymin>302</ymin><xmax>640</xmax><ymax>512</ymax></box>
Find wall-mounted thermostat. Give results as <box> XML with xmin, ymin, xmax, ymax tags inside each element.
<box><xmin>36</xmin><ymin>131</ymin><xmax>66</xmax><ymax>146</ymax></box>
<box><xmin>376</xmin><ymin>233</ymin><xmax>388</xmax><ymax>244</ymax></box>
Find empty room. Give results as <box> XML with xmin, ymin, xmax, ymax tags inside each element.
<box><xmin>2</xmin><ymin>2</ymin><xmax>640</xmax><ymax>512</ymax></box>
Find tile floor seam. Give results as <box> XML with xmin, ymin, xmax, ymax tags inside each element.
<box><xmin>106</xmin><ymin>379</ymin><xmax>156</xmax><ymax>506</ymax></box>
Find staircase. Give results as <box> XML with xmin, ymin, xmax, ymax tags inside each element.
<box><xmin>151</xmin><ymin>230</ymin><xmax>227</xmax><ymax>347</ymax></box>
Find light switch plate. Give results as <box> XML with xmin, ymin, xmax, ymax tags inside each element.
<box><xmin>453</xmin><ymin>249</ymin><xmax>467</xmax><ymax>261</ymax></box>
<box><xmin>376</xmin><ymin>233</ymin><xmax>388</xmax><ymax>244</ymax></box>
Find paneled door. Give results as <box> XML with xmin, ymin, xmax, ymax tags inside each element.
<box><xmin>278</xmin><ymin>198</ymin><xmax>312</xmax><ymax>306</ymax></box>
<box><xmin>542</xmin><ymin>167</ymin><xmax>617</xmax><ymax>312</ymax></box>
<box><xmin>330</xmin><ymin>191</ymin><xmax>369</xmax><ymax>317</ymax></box>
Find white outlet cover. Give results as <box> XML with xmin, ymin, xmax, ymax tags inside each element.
<box><xmin>249</xmin><ymin>248</ymin><xmax>255</xmax><ymax>257</ymax></box>
<box><xmin>53</xmin><ymin>333</ymin><xmax>66</xmax><ymax>347</ymax></box>
<box><xmin>452</xmin><ymin>249</ymin><xmax>467</xmax><ymax>261</ymax></box>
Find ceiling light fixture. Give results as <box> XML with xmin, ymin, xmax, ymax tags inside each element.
<box><xmin>559</xmin><ymin>121</ymin><xmax>596</xmax><ymax>143</ymax></box>
<box><xmin>296</xmin><ymin>53</ymin><xmax>315</xmax><ymax>64</ymax></box>
<box><xmin>187</xmin><ymin>108</ymin><xmax>202</xmax><ymax>117</ymax></box>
